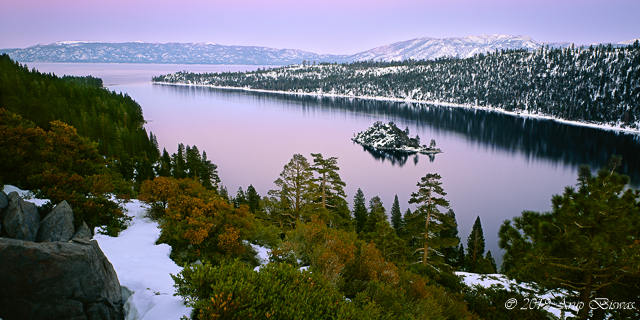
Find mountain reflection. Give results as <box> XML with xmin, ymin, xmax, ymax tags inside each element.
<box><xmin>157</xmin><ymin>84</ymin><xmax>640</xmax><ymax>184</ymax></box>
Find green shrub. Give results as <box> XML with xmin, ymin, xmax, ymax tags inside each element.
<box><xmin>172</xmin><ymin>260</ymin><xmax>379</xmax><ymax>320</ymax></box>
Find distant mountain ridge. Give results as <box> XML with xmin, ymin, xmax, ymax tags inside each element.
<box><xmin>1</xmin><ymin>35</ymin><xmax>638</xmax><ymax>65</ymax></box>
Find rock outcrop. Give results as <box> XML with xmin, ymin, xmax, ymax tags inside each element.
<box><xmin>0</xmin><ymin>192</ymin><xmax>124</xmax><ymax>320</ymax></box>
<box><xmin>72</xmin><ymin>221</ymin><xmax>93</xmax><ymax>240</ymax></box>
<box><xmin>2</xmin><ymin>191</ymin><xmax>40</xmax><ymax>241</ymax></box>
<box><xmin>0</xmin><ymin>238</ymin><xmax>123</xmax><ymax>320</ymax></box>
<box><xmin>36</xmin><ymin>200</ymin><xmax>75</xmax><ymax>242</ymax></box>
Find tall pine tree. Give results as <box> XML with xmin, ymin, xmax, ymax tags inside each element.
<box><xmin>352</xmin><ymin>188</ymin><xmax>367</xmax><ymax>233</ymax></box>
<box><xmin>466</xmin><ymin>216</ymin><xmax>486</xmax><ymax>273</ymax></box>
<box><xmin>390</xmin><ymin>194</ymin><xmax>403</xmax><ymax>233</ymax></box>
<box><xmin>439</xmin><ymin>209</ymin><xmax>461</xmax><ymax>268</ymax></box>
<box><xmin>407</xmin><ymin>173</ymin><xmax>456</xmax><ymax>266</ymax></box>
<box><xmin>246</xmin><ymin>184</ymin><xmax>261</xmax><ymax>214</ymax></box>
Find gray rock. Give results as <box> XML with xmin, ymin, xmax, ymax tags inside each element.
<box><xmin>0</xmin><ymin>238</ymin><xmax>123</xmax><ymax>320</ymax></box>
<box><xmin>3</xmin><ymin>192</ymin><xmax>40</xmax><ymax>241</ymax></box>
<box><xmin>71</xmin><ymin>221</ymin><xmax>93</xmax><ymax>240</ymax></box>
<box><xmin>36</xmin><ymin>201</ymin><xmax>75</xmax><ymax>243</ymax></box>
<box><xmin>0</xmin><ymin>190</ymin><xmax>7</xmax><ymax>210</ymax></box>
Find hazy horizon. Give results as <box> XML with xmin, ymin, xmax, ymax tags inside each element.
<box><xmin>2</xmin><ymin>0</ymin><xmax>639</xmax><ymax>55</ymax></box>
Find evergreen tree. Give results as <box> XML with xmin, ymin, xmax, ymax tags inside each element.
<box><xmin>499</xmin><ymin>157</ymin><xmax>640</xmax><ymax>320</ymax></box>
<box><xmin>363</xmin><ymin>196</ymin><xmax>386</xmax><ymax>234</ymax></box>
<box><xmin>234</xmin><ymin>187</ymin><xmax>247</xmax><ymax>208</ymax></box>
<box><xmin>309</xmin><ymin>153</ymin><xmax>351</xmax><ymax>229</ymax></box>
<box><xmin>466</xmin><ymin>216</ymin><xmax>486</xmax><ymax>273</ymax></box>
<box><xmin>309</xmin><ymin>153</ymin><xmax>346</xmax><ymax>209</ymax></box>
<box><xmin>439</xmin><ymin>209</ymin><xmax>461</xmax><ymax>268</ymax></box>
<box><xmin>485</xmin><ymin>250</ymin><xmax>497</xmax><ymax>274</ymax></box>
<box><xmin>157</xmin><ymin>148</ymin><xmax>172</xmax><ymax>177</ymax></box>
<box><xmin>185</xmin><ymin>145</ymin><xmax>203</xmax><ymax>179</ymax></box>
<box><xmin>246</xmin><ymin>184</ymin><xmax>261</xmax><ymax>214</ymax></box>
<box><xmin>200</xmin><ymin>151</ymin><xmax>219</xmax><ymax>190</ymax></box>
<box><xmin>456</xmin><ymin>244</ymin><xmax>466</xmax><ymax>271</ymax></box>
<box><xmin>172</xmin><ymin>143</ymin><xmax>187</xmax><ymax>179</ymax></box>
<box><xmin>390</xmin><ymin>194</ymin><xmax>403</xmax><ymax>233</ymax></box>
<box><xmin>267</xmin><ymin>154</ymin><xmax>314</xmax><ymax>228</ymax></box>
<box><xmin>352</xmin><ymin>188</ymin><xmax>367</xmax><ymax>233</ymax></box>
<box><xmin>218</xmin><ymin>185</ymin><xmax>229</xmax><ymax>202</ymax></box>
<box><xmin>407</xmin><ymin>173</ymin><xmax>455</xmax><ymax>266</ymax></box>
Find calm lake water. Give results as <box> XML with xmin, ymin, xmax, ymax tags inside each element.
<box><xmin>27</xmin><ymin>62</ymin><xmax>640</xmax><ymax>266</ymax></box>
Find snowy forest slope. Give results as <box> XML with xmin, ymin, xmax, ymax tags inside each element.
<box><xmin>154</xmin><ymin>43</ymin><xmax>640</xmax><ymax>127</ymax></box>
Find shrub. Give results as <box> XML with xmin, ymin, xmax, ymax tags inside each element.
<box><xmin>172</xmin><ymin>260</ymin><xmax>377</xmax><ymax>320</ymax></box>
<box><xmin>139</xmin><ymin>177</ymin><xmax>256</xmax><ymax>265</ymax></box>
<box><xmin>0</xmin><ymin>108</ymin><xmax>132</xmax><ymax>235</ymax></box>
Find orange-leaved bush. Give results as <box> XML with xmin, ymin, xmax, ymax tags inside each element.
<box><xmin>138</xmin><ymin>177</ymin><xmax>255</xmax><ymax>265</ymax></box>
<box><xmin>0</xmin><ymin>108</ymin><xmax>131</xmax><ymax>235</ymax></box>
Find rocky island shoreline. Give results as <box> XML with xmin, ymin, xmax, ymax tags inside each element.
<box><xmin>352</xmin><ymin>121</ymin><xmax>442</xmax><ymax>155</ymax></box>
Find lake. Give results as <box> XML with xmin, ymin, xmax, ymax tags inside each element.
<box><xmin>26</xmin><ymin>62</ymin><xmax>640</xmax><ymax>266</ymax></box>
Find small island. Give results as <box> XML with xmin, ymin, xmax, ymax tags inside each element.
<box><xmin>352</xmin><ymin>121</ymin><xmax>442</xmax><ymax>154</ymax></box>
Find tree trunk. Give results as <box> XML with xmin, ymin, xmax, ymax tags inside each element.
<box><xmin>577</xmin><ymin>271</ymin><xmax>592</xmax><ymax>320</ymax></box>
<box><xmin>423</xmin><ymin>181</ymin><xmax>433</xmax><ymax>266</ymax></box>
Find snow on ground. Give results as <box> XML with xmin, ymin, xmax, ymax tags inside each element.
<box><xmin>3</xmin><ymin>185</ymin><xmax>49</xmax><ymax>207</ymax></box>
<box><xmin>94</xmin><ymin>200</ymin><xmax>192</xmax><ymax>320</ymax></box>
<box><xmin>251</xmin><ymin>243</ymin><xmax>271</xmax><ymax>271</ymax></box>
<box><xmin>2</xmin><ymin>186</ymin><xmax>191</xmax><ymax>319</ymax></box>
<box><xmin>457</xmin><ymin>272</ymin><xmax>574</xmax><ymax>319</ymax></box>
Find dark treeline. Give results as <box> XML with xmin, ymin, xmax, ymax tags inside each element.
<box><xmin>0</xmin><ymin>54</ymin><xmax>159</xmax><ymax>181</ymax></box>
<box><xmin>155</xmin><ymin>42</ymin><xmax>640</xmax><ymax>127</ymax></box>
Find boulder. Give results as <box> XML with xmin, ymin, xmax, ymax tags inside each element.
<box><xmin>0</xmin><ymin>238</ymin><xmax>123</xmax><ymax>320</ymax></box>
<box><xmin>72</xmin><ymin>221</ymin><xmax>93</xmax><ymax>240</ymax></box>
<box><xmin>36</xmin><ymin>200</ymin><xmax>75</xmax><ymax>243</ymax></box>
<box><xmin>3</xmin><ymin>191</ymin><xmax>40</xmax><ymax>241</ymax></box>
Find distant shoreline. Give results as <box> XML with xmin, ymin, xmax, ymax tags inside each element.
<box><xmin>151</xmin><ymin>81</ymin><xmax>640</xmax><ymax>135</ymax></box>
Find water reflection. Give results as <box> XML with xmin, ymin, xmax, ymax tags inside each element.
<box><xmin>155</xmin><ymin>84</ymin><xmax>640</xmax><ymax>185</ymax></box>
<box><xmin>356</xmin><ymin>144</ymin><xmax>435</xmax><ymax>167</ymax></box>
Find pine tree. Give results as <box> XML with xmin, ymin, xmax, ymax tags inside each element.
<box><xmin>234</xmin><ymin>187</ymin><xmax>247</xmax><ymax>208</ymax></box>
<box><xmin>456</xmin><ymin>243</ymin><xmax>465</xmax><ymax>271</ymax></box>
<box><xmin>499</xmin><ymin>157</ymin><xmax>640</xmax><ymax>320</ymax></box>
<box><xmin>439</xmin><ymin>209</ymin><xmax>461</xmax><ymax>268</ymax></box>
<box><xmin>407</xmin><ymin>173</ymin><xmax>455</xmax><ymax>266</ymax></box>
<box><xmin>246</xmin><ymin>184</ymin><xmax>261</xmax><ymax>214</ymax></box>
<box><xmin>309</xmin><ymin>153</ymin><xmax>351</xmax><ymax>229</ymax></box>
<box><xmin>352</xmin><ymin>188</ymin><xmax>367</xmax><ymax>233</ymax></box>
<box><xmin>390</xmin><ymin>194</ymin><xmax>403</xmax><ymax>233</ymax></box>
<box><xmin>200</xmin><ymin>151</ymin><xmax>219</xmax><ymax>190</ymax></box>
<box><xmin>157</xmin><ymin>148</ymin><xmax>172</xmax><ymax>177</ymax></box>
<box><xmin>485</xmin><ymin>250</ymin><xmax>497</xmax><ymax>274</ymax></box>
<box><xmin>172</xmin><ymin>143</ymin><xmax>187</xmax><ymax>179</ymax></box>
<box><xmin>363</xmin><ymin>196</ymin><xmax>387</xmax><ymax>234</ymax></box>
<box><xmin>309</xmin><ymin>153</ymin><xmax>346</xmax><ymax>210</ymax></box>
<box><xmin>466</xmin><ymin>216</ymin><xmax>486</xmax><ymax>273</ymax></box>
<box><xmin>267</xmin><ymin>154</ymin><xmax>314</xmax><ymax>228</ymax></box>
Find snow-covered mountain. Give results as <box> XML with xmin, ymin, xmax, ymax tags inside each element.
<box><xmin>1</xmin><ymin>35</ymin><xmax>638</xmax><ymax>65</ymax></box>
<box><xmin>0</xmin><ymin>41</ymin><xmax>350</xmax><ymax>65</ymax></box>
<box><xmin>350</xmin><ymin>34</ymin><xmax>548</xmax><ymax>61</ymax></box>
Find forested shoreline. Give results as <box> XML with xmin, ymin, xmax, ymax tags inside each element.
<box><xmin>154</xmin><ymin>42</ymin><xmax>640</xmax><ymax>130</ymax></box>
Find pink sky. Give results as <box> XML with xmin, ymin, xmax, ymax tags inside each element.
<box><xmin>1</xmin><ymin>0</ymin><xmax>638</xmax><ymax>54</ymax></box>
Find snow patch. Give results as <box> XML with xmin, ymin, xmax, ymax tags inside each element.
<box><xmin>95</xmin><ymin>200</ymin><xmax>192</xmax><ymax>320</ymax></box>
